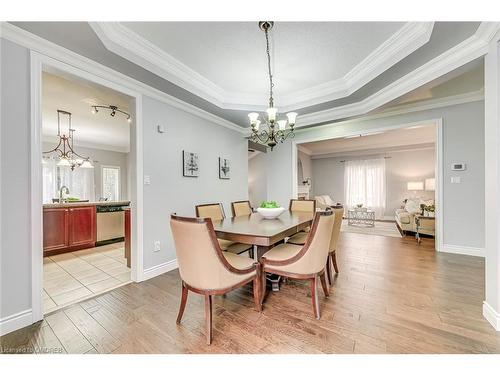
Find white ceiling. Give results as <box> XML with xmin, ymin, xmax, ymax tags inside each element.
<box><xmin>42</xmin><ymin>71</ymin><xmax>132</xmax><ymax>152</ymax></box>
<box><xmin>92</xmin><ymin>21</ymin><xmax>436</xmax><ymax>111</ymax></box>
<box><xmin>300</xmin><ymin>124</ymin><xmax>436</xmax><ymax>157</ymax></box>
<box><xmin>122</xmin><ymin>21</ymin><xmax>404</xmax><ymax>95</ymax></box>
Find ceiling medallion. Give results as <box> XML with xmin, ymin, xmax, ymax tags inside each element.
<box><xmin>249</xmin><ymin>21</ymin><xmax>297</xmax><ymax>151</ymax></box>
<box><xmin>91</xmin><ymin>104</ymin><xmax>132</xmax><ymax>123</ymax></box>
<box><xmin>43</xmin><ymin>110</ymin><xmax>94</xmax><ymax>170</ymax></box>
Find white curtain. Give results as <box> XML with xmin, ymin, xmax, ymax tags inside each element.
<box><xmin>344</xmin><ymin>158</ymin><xmax>386</xmax><ymax>219</ymax></box>
<box><xmin>42</xmin><ymin>159</ymin><xmax>95</xmax><ymax>203</ymax></box>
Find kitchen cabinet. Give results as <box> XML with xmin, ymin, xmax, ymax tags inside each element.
<box><xmin>43</xmin><ymin>205</ymin><xmax>96</xmax><ymax>256</ymax></box>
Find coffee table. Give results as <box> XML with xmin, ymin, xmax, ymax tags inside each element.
<box><xmin>347</xmin><ymin>209</ymin><xmax>375</xmax><ymax>227</ymax></box>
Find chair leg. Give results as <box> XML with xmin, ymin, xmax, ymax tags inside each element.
<box><xmin>310</xmin><ymin>276</ymin><xmax>320</xmax><ymax>319</ymax></box>
<box><xmin>320</xmin><ymin>272</ymin><xmax>329</xmax><ymax>297</ymax></box>
<box><xmin>326</xmin><ymin>254</ymin><xmax>333</xmax><ymax>286</ymax></box>
<box><xmin>332</xmin><ymin>252</ymin><xmax>339</xmax><ymax>273</ymax></box>
<box><xmin>204</xmin><ymin>294</ymin><xmax>213</xmax><ymax>345</ymax></box>
<box><xmin>260</xmin><ymin>268</ymin><xmax>267</xmax><ymax>306</ymax></box>
<box><xmin>176</xmin><ymin>282</ymin><xmax>188</xmax><ymax>324</ymax></box>
<box><xmin>253</xmin><ymin>269</ymin><xmax>262</xmax><ymax>312</ymax></box>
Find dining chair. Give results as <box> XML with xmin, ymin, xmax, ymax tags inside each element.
<box><xmin>231</xmin><ymin>200</ymin><xmax>253</xmax><ymax>217</ymax></box>
<box><xmin>195</xmin><ymin>203</ymin><xmax>253</xmax><ymax>257</ymax></box>
<box><xmin>287</xmin><ymin>198</ymin><xmax>317</xmax><ymax>243</ymax></box>
<box><xmin>326</xmin><ymin>205</ymin><xmax>344</xmax><ymax>285</ymax></box>
<box><xmin>170</xmin><ymin>214</ymin><xmax>262</xmax><ymax>345</ymax></box>
<box><xmin>260</xmin><ymin>211</ymin><xmax>334</xmax><ymax>319</ymax></box>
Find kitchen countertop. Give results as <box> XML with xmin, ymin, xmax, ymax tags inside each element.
<box><xmin>43</xmin><ymin>200</ymin><xmax>131</xmax><ymax>209</ymax></box>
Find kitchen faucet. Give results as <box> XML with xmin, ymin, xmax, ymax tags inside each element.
<box><xmin>59</xmin><ymin>186</ymin><xmax>70</xmax><ymax>203</ymax></box>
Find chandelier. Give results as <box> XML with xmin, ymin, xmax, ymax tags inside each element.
<box><xmin>248</xmin><ymin>21</ymin><xmax>297</xmax><ymax>151</ymax></box>
<box><xmin>91</xmin><ymin>104</ymin><xmax>131</xmax><ymax>123</ymax></box>
<box><xmin>43</xmin><ymin>110</ymin><xmax>94</xmax><ymax>170</ymax></box>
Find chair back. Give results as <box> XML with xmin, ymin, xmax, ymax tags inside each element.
<box><xmin>195</xmin><ymin>203</ymin><xmax>225</xmax><ymax>221</ymax></box>
<box><xmin>231</xmin><ymin>200</ymin><xmax>252</xmax><ymax>217</ymax></box>
<box><xmin>170</xmin><ymin>215</ymin><xmax>236</xmax><ymax>290</ymax></box>
<box><xmin>290</xmin><ymin>211</ymin><xmax>334</xmax><ymax>274</ymax></box>
<box><xmin>289</xmin><ymin>199</ymin><xmax>316</xmax><ymax>213</ymax></box>
<box><xmin>329</xmin><ymin>205</ymin><xmax>344</xmax><ymax>253</ymax></box>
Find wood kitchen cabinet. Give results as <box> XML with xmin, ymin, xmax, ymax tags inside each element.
<box><xmin>43</xmin><ymin>205</ymin><xmax>96</xmax><ymax>256</ymax></box>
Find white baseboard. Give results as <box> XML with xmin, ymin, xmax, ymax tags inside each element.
<box><xmin>142</xmin><ymin>259</ymin><xmax>178</xmax><ymax>281</ymax></box>
<box><xmin>483</xmin><ymin>301</ymin><xmax>500</xmax><ymax>331</ymax></box>
<box><xmin>439</xmin><ymin>244</ymin><xmax>485</xmax><ymax>257</ymax></box>
<box><xmin>0</xmin><ymin>309</ymin><xmax>33</xmax><ymax>336</ymax></box>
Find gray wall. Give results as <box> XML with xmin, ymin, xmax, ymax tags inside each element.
<box><xmin>43</xmin><ymin>142</ymin><xmax>129</xmax><ymax>200</ymax></box>
<box><xmin>265</xmin><ymin>100</ymin><xmax>485</xmax><ymax>249</ymax></box>
<box><xmin>312</xmin><ymin>147</ymin><xmax>436</xmax><ymax>218</ymax></box>
<box><xmin>142</xmin><ymin>96</ymin><xmax>248</xmax><ymax>270</ymax></box>
<box><xmin>248</xmin><ymin>153</ymin><xmax>267</xmax><ymax>208</ymax></box>
<box><xmin>1</xmin><ymin>39</ymin><xmax>32</xmax><ymax>319</ymax></box>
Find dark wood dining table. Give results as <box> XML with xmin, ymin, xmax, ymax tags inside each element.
<box><xmin>212</xmin><ymin>211</ymin><xmax>314</xmax><ymax>290</ymax></box>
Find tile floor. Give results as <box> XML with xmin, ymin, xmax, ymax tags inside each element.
<box><xmin>43</xmin><ymin>242</ymin><xmax>131</xmax><ymax>313</ymax></box>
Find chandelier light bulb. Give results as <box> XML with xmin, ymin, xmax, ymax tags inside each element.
<box><xmin>127</xmin><ymin>117</ymin><xmax>132</xmax><ymax>123</ymax></box>
<box><xmin>255</xmin><ymin>120</ymin><xmax>261</xmax><ymax>130</ymax></box>
<box><xmin>277</xmin><ymin>120</ymin><xmax>287</xmax><ymax>131</ymax></box>
<box><xmin>248</xmin><ymin>112</ymin><xmax>259</xmax><ymax>125</ymax></box>
<box><xmin>91</xmin><ymin>107</ymin><xmax>97</xmax><ymax>114</ymax></box>
<box><xmin>266</xmin><ymin>107</ymin><xmax>278</xmax><ymax>123</ymax></box>
<box><xmin>286</xmin><ymin>112</ymin><xmax>298</xmax><ymax>126</ymax></box>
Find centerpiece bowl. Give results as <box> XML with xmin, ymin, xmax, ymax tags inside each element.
<box><xmin>257</xmin><ymin>207</ymin><xmax>285</xmax><ymax>219</ymax></box>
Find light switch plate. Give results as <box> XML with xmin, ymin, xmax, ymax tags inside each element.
<box><xmin>154</xmin><ymin>241</ymin><xmax>161</xmax><ymax>252</ymax></box>
<box><xmin>451</xmin><ymin>176</ymin><xmax>461</xmax><ymax>184</ymax></box>
<box><xmin>157</xmin><ymin>125</ymin><xmax>165</xmax><ymax>133</ymax></box>
<box><xmin>144</xmin><ymin>175</ymin><xmax>151</xmax><ymax>185</ymax></box>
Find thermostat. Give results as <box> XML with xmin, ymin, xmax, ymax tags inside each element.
<box><xmin>451</xmin><ymin>162</ymin><xmax>466</xmax><ymax>171</ymax></box>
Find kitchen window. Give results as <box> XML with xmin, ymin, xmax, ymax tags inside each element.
<box><xmin>102</xmin><ymin>166</ymin><xmax>121</xmax><ymax>201</ymax></box>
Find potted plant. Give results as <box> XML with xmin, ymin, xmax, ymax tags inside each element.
<box><xmin>257</xmin><ymin>201</ymin><xmax>285</xmax><ymax>219</ymax></box>
<box><xmin>423</xmin><ymin>204</ymin><xmax>435</xmax><ymax>217</ymax></box>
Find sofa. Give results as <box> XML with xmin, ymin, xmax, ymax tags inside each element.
<box><xmin>395</xmin><ymin>198</ymin><xmax>434</xmax><ymax>234</ymax></box>
<box><xmin>314</xmin><ymin>195</ymin><xmax>336</xmax><ymax>210</ymax></box>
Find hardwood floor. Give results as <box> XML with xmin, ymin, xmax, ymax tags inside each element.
<box><xmin>2</xmin><ymin>232</ymin><xmax>500</xmax><ymax>354</ymax></box>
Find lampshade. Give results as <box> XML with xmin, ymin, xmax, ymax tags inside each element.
<box><xmin>248</xmin><ymin>112</ymin><xmax>259</xmax><ymax>125</ymax></box>
<box><xmin>266</xmin><ymin>107</ymin><xmax>278</xmax><ymax>122</ymax></box>
<box><xmin>286</xmin><ymin>112</ymin><xmax>298</xmax><ymax>125</ymax></box>
<box><xmin>57</xmin><ymin>157</ymin><xmax>71</xmax><ymax>167</ymax></box>
<box><xmin>80</xmin><ymin>160</ymin><xmax>94</xmax><ymax>169</ymax></box>
<box><xmin>277</xmin><ymin>120</ymin><xmax>287</xmax><ymax>131</ymax></box>
<box><xmin>425</xmin><ymin>178</ymin><xmax>435</xmax><ymax>191</ymax></box>
<box><xmin>407</xmin><ymin>181</ymin><xmax>424</xmax><ymax>191</ymax></box>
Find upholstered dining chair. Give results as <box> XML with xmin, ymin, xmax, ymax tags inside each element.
<box><xmin>325</xmin><ymin>205</ymin><xmax>344</xmax><ymax>285</ymax></box>
<box><xmin>260</xmin><ymin>211</ymin><xmax>334</xmax><ymax>319</ymax></box>
<box><xmin>289</xmin><ymin>198</ymin><xmax>316</xmax><ymax>213</ymax></box>
<box><xmin>287</xmin><ymin>199</ymin><xmax>317</xmax><ymax>244</ymax></box>
<box><xmin>231</xmin><ymin>200</ymin><xmax>253</xmax><ymax>217</ymax></box>
<box><xmin>195</xmin><ymin>203</ymin><xmax>253</xmax><ymax>257</ymax></box>
<box><xmin>170</xmin><ymin>214</ymin><xmax>261</xmax><ymax>345</ymax></box>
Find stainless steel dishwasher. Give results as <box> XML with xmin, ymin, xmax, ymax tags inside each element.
<box><xmin>96</xmin><ymin>204</ymin><xmax>129</xmax><ymax>245</ymax></box>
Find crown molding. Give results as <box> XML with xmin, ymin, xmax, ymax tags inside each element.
<box><xmin>0</xmin><ymin>22</ymin><xmax>246</xmax><ymax>134</ymax></box>
<box><xmin>90</xmin><ymin>22</ymin><xmax>434</xmax><ymax>111</ymax></box>
<box><xmin>310</xmin><ymin>142</ymin><xmax>436</xmax><ymax>160</ymax></box>
<box><xmin>296</xmin><ymin>22</ymin><xmax>499</xmax><ymax>128</ymax></box>
<box><xmin>280</xmin><ymin>22</ymin><xmax>434</xmax><ymax>112</ymax></box>
<box><xmin>284</xmin><ymin>89</ymin><xmax>485</xmax><ymax>137</ymax></box>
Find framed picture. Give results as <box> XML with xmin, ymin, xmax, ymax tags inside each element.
<box><xmin>219</xmin><ymin>157</ymin><xmax>230</xmax><ymax>179</ymax></box>
<box><xmin>183</xmin><ymin>151</ymin><xmax>199</xmax><ymax>177</ymax></box>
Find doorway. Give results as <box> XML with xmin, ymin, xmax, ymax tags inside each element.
<box><xmin>291</xmin><ymin>119</ymin><xmax>443</xmax><ymax>249</ymax></box>
<box><xmin>30</xmin><ymin>52</ymin><xmax>144</xmax><ymax>322</ymax></box>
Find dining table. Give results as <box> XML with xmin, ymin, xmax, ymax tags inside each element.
<box><xmin>213</xmin><ymin>210</ymin><xmax>314</xmax><ymax>290</ymax></box>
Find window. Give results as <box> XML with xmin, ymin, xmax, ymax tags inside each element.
<box><xmin>102</xmin><ymin>166</ymin><xmax>121</xmax><ymax>201</ymax></box>
<box><xmin>42</xmin><ymin>158</ymin><xmax>95</xmax><ymax>203</ymax></box>
<box><xmin>344</xmin><ymin>158</ymin><xmax>386</xmax><ymax>219</ymax></box>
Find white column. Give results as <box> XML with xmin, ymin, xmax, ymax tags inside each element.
<box><xmin>484</xmin><ymin>36</ymin><xmax>500</xmax><ymax>330</ymax></box>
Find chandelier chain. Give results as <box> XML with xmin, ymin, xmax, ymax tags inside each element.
<box><xmin>264</xmin><ymin>27</ymin><xmax>274</xmax><ymax>108</ymax></box>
